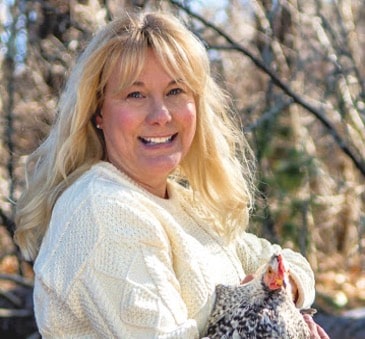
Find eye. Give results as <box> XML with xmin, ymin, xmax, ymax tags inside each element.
<box><xmin>167</xmin><ymin>88</ymin><xmax>183</xmax><ymax>96</ymax></box>
<box><xmin>127</xmin><ymin>91</ymin><xmax>144</xmax><ymax>99</ymax></box>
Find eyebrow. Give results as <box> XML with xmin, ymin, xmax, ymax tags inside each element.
<box><xmin>131</xmin><ymin>79</ymin><xmax>181</xmax><ymax>87</ymax></box>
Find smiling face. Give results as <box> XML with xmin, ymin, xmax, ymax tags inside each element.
<box><xmin>96</xmin><ymin>49</ymin><xmax>197</xmax><ymax>197</ymax></box>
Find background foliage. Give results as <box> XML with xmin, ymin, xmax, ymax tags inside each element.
<box><xmin>0</xmin><ymin>0</ymin><xmax>364</xmax><ymax>338</ymax></box>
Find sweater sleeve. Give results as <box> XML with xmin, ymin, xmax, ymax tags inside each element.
<box><xmin>235</xmin><ymin>232</ymin><xmax>315</xmax><ymax>309</ymax></box>
<box><xmin>34</xmin><ymin>195</ymin><xmax>199</xmax><ymax>338</ymax></box>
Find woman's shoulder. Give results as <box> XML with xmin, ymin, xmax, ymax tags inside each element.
<box><xmin>47</xmin><ymin>162</ymin><xmax>149</xmax><ymax>241</ymax></box>
<box><xmin>58</xmin><ymin>161</ymin><xmax>141</xmax><ymax>205</ymax></box>
<box><xmin>35</xmin><ymin>163</ymin><xmax>166</xmax><ymax>286</ymax></box>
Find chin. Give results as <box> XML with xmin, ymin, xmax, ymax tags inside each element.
<box><xmin>148</xmin><ymin>155</ymin><xmax>182</xmax><ymax>172</ymax></box>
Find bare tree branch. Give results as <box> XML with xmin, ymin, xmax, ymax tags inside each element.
<box><xmin>0</xmin><ymin>208</ymin><xmax>15</xmax><ymax>237</ymax></box>
<box><xmin>0</xmin><ymin>289</ymin><xmax>22</xmax><ymax>308</ymax></box>
<box><xmin>4</xmin><ymin>57</ymin><xmax>16</xmax><ymax>219</ymax></box>
<box><xmin>0</xmin><ymin>308</ymin><xmax>33</xmax><ymax>318</ymax></box>
<box><xmin>244</xmin><ymin>98</ymin><xmax>294</xmax><ymax>132</ymax></box>
<box><xmin>169</xmin><ymin>0</ymin><xmax>365</xmax><ymax>177</ymax></box>
<box><xmin>0</xmin><ymin>274</ymin><xmax>34</xmax><ymax>288</ymax></box>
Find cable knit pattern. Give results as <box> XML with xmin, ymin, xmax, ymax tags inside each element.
<box><xmin>33</xmin><ymin>162</ymin><xmax>315</xmax><ymax>338</ymax></box>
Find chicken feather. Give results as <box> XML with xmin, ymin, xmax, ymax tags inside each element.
<box><xmin>204</xmin><ymin>253</ymin><xmax>311</xmax><ymax>339</ymax></box>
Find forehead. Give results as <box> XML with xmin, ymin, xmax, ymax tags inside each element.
<box><xmin>106</xmin><ymin>49</ymin><xmax>183</xmax><ymax>91</ymax></box>
<box><xmin>131</xmin><ymin>50</ymin><xmax>172</xmax><ymax>80</ymax></box>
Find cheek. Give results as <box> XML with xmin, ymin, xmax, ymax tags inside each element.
<box><xmin>115</xmin><ymin>113</ymin><xmax>133</xmax><ymax>129</ymax></box>
<box><xmin>184</xmin><ymin>102</ymin><xmax>197</xmax><ymax>129</ymax></box>
<box><xmin>104</xmin><ymin>108</ymin><xmax>139</xmax><ymax>133</ymax></box>
<box><xmin>179</xmin><ymin>107</ymin><xmax>196</xmax><ymax>150</ymax></box>
<box><xmin>188</xmin><ymin>105</ymin><xmax>197</xmax><ymax>139</ymax></box>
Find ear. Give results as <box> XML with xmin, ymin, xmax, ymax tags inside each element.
<box><xmin>95</xmin><ymin>114</ymin><xmax>103</xmax><ymax>129</ymax></box>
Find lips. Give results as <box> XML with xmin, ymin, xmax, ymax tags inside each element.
<box><xmin>139</xmin><ymin>133</ymin><xmax>177</xmax><ymax>145</ymax></box>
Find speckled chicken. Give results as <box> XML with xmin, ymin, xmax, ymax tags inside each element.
<box><xmin>204</xmin><ymin>253</ymin><xmax>311</xmax><ymax>339</ymax></box>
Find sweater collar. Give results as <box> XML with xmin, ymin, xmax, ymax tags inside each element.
<box><xmin>90</xmin><ymin>161</ymin><xmax>188</xmax><ymax>205</ymax></box>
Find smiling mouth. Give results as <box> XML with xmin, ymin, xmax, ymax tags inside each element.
<box><xmin>139</xmin><ymin>133</ymin><xmax>177</xmax><ymax>145</ymax></box>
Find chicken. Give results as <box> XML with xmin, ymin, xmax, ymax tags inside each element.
<box><xmin>203</xmin><ymin>253</ymin><xmax>311</xmax><ymax>339</ymax></box>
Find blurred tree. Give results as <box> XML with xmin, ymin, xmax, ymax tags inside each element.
<box><xmin>0</xmin><ymin>0</ymin><xmax>364</xmax><ymax>337</ymax></box>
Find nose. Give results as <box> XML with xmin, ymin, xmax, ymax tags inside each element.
<box><xmin>147</xmin><ymin>98</ymin><xmax>172</xmax><ymax>125</ymax></box>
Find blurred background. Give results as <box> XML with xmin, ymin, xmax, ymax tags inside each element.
<box><xmin>0</xmin><ymin>0</ymin><xmax>364</xmax><ymax>338</ymax></box>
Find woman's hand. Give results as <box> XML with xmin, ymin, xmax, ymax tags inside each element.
<box><xmin>302</xmin><ymin>314</ymin><xmax>330</xmax><ymax>339</ymax></box>
<box><xmin>287</xmin><ymin>277</ymin><xmax>330</xmax><ymax>338</ymax></box>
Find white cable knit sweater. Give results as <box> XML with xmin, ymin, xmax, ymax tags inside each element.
<box><xmin>33</xmin><ymin>161</ymin><xmax>315</xmax><ymax>338</ymax></box>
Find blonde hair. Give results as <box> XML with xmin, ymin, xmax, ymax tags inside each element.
<box><xmin>15</xmin><ymin>11</ymin><xmax>255</xmax><ymax>260</ymax></box>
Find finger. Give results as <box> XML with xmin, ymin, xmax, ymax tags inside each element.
<box><xmin>302</xmin><ymin>314</ymin><xmax>330</xmax><ymax>339</ymax></box>
<box><xmin>302</xmin><ymin>314</ymin><xmax>318</xmax><ymax>337</ymax></box>
<box><xmin>303</xmin><ymin>314</ymin><xmax>320</xmax><ymax>339</ymax></box>
<box><xmin>316</xmin><ymin>324</ymin><xmax>330</xmax><ymax>339</ymax></box>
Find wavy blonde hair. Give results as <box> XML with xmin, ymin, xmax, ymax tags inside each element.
<box><xmin>15</xmin><ymin>11</ymin><xmax>255</xmax><ymax>260</ymax></box>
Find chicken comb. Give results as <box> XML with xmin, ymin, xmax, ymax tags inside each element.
<box><xmin>277</xmin><ymin>254</ymin><xmax>286</xmax><ymax>276</ymax></box>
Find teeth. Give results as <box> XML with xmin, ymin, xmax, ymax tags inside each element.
<box><xmin>141</xmin><ymin>135</ymin><xmax>173</xmax><ymax>145</ymax></box>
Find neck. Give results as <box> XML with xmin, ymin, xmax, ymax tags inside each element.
<box><xmin>107</xmin><ymin>160</ymin><xmax>169</xmax><ymax>199</ymax></box>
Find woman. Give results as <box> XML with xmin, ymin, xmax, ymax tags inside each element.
<box><xmin>15</xmin><ymin>11</ymin><xmax>327</xmax><ymax>338</ymax></box>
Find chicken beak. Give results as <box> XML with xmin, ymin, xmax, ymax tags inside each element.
<box><xmin>275</xmin><ymin>277</ymin><xmax>283</xmax><ymax>287</ymax></box>
<box><xmin>275</xmin><ymin>277</ymin><xmax>286</xmax><ymax>288</ymax></box>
